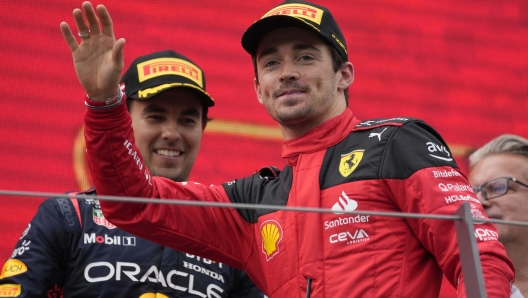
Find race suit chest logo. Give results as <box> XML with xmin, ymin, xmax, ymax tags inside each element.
<box><xmin>84</xmin><ymin>233</ymin><xmax>136</xmax><ymax>246</ymax></box>
<box><xmin>331</xmin><ymin>191</ymin><xmax>358</xmax><ymax>214</ymax></box>
<box><xmin>437</xmin><ymin>183</ymin><xmax>473</xmax><ymax>193</ymax></box>
<box><xmin>93</xmin><ymin>208</ymin><xmax>116</xmax><ymax>229</ymax></box>
<box><xmin>339</xmin><ymin>149</ymin><xmax>364</xmax><ymax>177</ymax></box>
<box><xmin>260</xmin><ymin>220</ymin><xmax>283</xmax><ymax>261</ymax></box>
<box><xmin>432</xmin><ymin>169</ymin><xmax>461</xmax><ymax>178</ymax></box>
<box><xmin>0</xmin><ymin>284</ymin><xmax>21</xmax><ymax>297</ymax></box>
<box><xmin>325</xmin><ymin>191</ymin><xmax>370</xmax><ymax>230</ymax></box>
<box><xmin>426</xmin><ymin>142</ymin><xmax>453</xmax><ymax>161</ymax></box>
<box><xmin>84</xmin><ymin>261</ymin><xmax>226</xmax><ymax>297</ymax></box>
<box><xmin>0</xmin><ymin>259</ymin><xmax>27</xmax><ymax>278</ymax></box>
<box><xmin>329</xmin><ymin>229</ymin><xmax>370</xmax><ymax>245</ymax></box>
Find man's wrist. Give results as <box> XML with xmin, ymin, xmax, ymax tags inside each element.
<box><xmin>85</xmin><ymin>87</ymin><xmax>124</xmax><ymax>109</ymax></box>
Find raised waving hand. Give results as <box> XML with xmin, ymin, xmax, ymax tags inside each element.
<box><xmin>60</xmin><ymin>1</ymin><xmax>124</xmax><ymax>101</ymax></box>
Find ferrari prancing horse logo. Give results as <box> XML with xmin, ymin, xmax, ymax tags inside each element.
<box><xmin>339</xmin><ymin>149</ymin><xmax>365</xmax><ymax>177</ymax></box>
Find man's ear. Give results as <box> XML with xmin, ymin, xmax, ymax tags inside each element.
<box><xmin>254</xmin><ymin>78</ymin><xmax>264</xmax><ymax>104</ymax></box>
<box><xmin>338</xmin><ymin>62</ymin><xmax>354</xmax><ymax>91</ymax></box>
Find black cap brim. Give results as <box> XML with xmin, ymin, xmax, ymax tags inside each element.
<box><xmin>128</xmin><ymin>84</ymin><xmax>215</xmax><ymax>107</ymax></box>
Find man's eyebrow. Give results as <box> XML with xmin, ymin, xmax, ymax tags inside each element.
<box><xmin>292</xmin><ymin>43</ymin><xmax>321</xmax><ymax>52</ymax></box>
<box><xmin>144</xmin><ymin>104</ymin><xmax>201</xmax><ymax>118</ymax></box>
<box><xmin>257</xmin><ymin>46</ymin><xmax>278</xmax><ymax>61</ymax></box>
<box><xmin>181</xmin><ymin>108</ymin><xmax>201</xmax><ymax>118</ymax></box>
<box><xmin>143</xmin><ymin>104</ymin><xmax>167</xmax><ymax>114</ymax></box>
<box><xmin>258</xmin><ymin>43</ymin><xmax>321</xmax><ymax>61</ymax></box>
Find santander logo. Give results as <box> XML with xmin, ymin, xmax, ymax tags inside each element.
<box><xmin>332</xmin><ymin>191</ymin><xmax>358</xmax><ymax>214</ymax></box>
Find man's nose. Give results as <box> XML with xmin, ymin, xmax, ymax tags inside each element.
<box><xmin>161</xmin><ymin>122</ymin><xmax>181</xmax><ymax>141</ymax></box>
<box><xmin>475</xmin><ymin>191</ymin><xmax>491</xmax><ymax>208</ymax></box>
<box><xmin>279</xmin><ymin>61</ymin><xmax>299</xmax><ymax>82</ymax></box>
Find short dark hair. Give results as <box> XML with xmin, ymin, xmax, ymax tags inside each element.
<box><xmin>126</xmin><ymin>99</ymin><xmax>211</xmax><ymax>127</ymax></box>
<box><xmin>252</xmin><ymin>43</ymin><xmax>349</xmax><ymax>104</ymax></box>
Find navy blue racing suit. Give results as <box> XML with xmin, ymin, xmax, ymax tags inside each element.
<box><xmin>0</xmin><ymin>190</ymin><xmax>263</xmax><ymax>298</ymax></box>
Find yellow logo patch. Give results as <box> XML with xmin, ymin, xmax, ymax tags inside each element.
<box><xmin>0</xmin><ymin>260</ymin><xmax>27</xmax><ymax>279</ymax></box>
<box><xmin>262</xmin><ymin>3</ymin><xmax>324</xmax><ymax>25</ymax></box>
<box><xmin>137</xmin><ymin>58</ymin><xmax>203</xmax><ymax>87</ymax></box>
<box><xmin>260</xmin><ymin>220</ymin><xmax>283</xmax><ymax>261</ymax></box>
<box><xmin>339</xmin><ymin>150</ymin><xmax>364</xmax><ymax>177</ymax></box>
<box><xmin>0</xmin><ymin>284</ymin><xmax>21</xmax><ymax>297</ymax></box>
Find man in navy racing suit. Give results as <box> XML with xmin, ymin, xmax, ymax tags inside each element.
<box><xmin>0</xmin><ymin>50</ymin><xmax>263</xmax><ymax>298</ymax></box>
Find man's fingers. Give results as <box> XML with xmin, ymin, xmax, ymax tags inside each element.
<box><xmin>82</xmin><ymin>1</ymin><xmax>101</xmax><ymax>35</ymax></box>
<box><xmin>97</xmin><ymin>5</ymin><xmax>114</xmax><ymax>37</ymax></box>
<box><xmin>73</xmin><ymin>8</ymin><xmax>90</xmax><ymax>38</ymax></box>
<box><xmin>60</xmin><ymin>22</ymin><xmax>79</xmax><ymax>52</ymax></box>
<box><xmin>112</xmin><ymin>38</ymin><xmax>126</xmax><ymax>70</ymax></box>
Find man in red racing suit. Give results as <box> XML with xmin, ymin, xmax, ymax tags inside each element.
<box><xmin>64</xmin><ymin>1</ymin><xmax>514</xmax><ymax>297</ymax></box>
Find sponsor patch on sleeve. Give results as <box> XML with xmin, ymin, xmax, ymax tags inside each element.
<box><xmin>0</xmin><ymin>260</ymin><xmax>27</xmax><ymax>279</ymax></box>
<box><xmin>0</xmin><ymin>284</ymin><xmax>21</xmax><ymax>297</ymax></box>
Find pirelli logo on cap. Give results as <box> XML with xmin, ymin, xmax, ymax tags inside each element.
<box><xmin>262</xmin><ymin>3</ymin><xmax>324</xmax><ymax>25</ymax></box>
<box><xmin>137</xmin><ymin>58</ymin><xmax>203</xmax><ymax>88</ymax></box>
<box><xmin>0</xmin><ymin>284</ymin><xmax>21</xmax><ymax>297</ymax></box>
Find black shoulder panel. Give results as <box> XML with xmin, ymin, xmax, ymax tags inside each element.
<box><xmin>354</xmin><ymin>117</ymin><xmax>416</xmax><ymax>130</ymax></box>
<box><xmin>320</xmin><ymin>117</ymin><xmax>458</xmax><ymax>189</ymax></box>
<box><xmin>381</xmin><ymin>120</ymin><xmax>459</xmax><ymax>179</ymax></box>
<box><xmin>222</xmin><ymin>166</ymin><xmax>292</xmax><ymax>223</ymax></box>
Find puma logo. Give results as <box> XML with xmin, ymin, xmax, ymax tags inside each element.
<box><xmin>369</xmin><ymin>128</ymin><xmax>387</xmax><ymax>141</ymax></box>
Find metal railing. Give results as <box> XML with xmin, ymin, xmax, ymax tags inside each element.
<box><xmin>2</xmin><ymin>189</ymin><xmax>528</xmax><ymax>297</ymax></box>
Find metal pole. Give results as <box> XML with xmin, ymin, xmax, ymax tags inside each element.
<box><xmin>454</xmin><ymin>202</ymin><xmax>487</xmax><ymax>298</ymax></box>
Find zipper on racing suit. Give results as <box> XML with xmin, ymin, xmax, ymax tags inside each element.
<box><xmin>305</xmin><ymin>276</ymin><xmax>312</xmax><ymax>298</ymax></box>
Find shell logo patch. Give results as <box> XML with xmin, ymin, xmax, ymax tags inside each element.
<box><xmin>260</xmin><ymin>220</ymin><xmax>283</xmax><ymax>261</ymax></box>
<box><xmin>339</xmin><ymin>149</ymin><xmax>364</xmax><ymax>177</ymax></box>
<box><xmin>0</xmin><ymin>259</ymin><xmax>27</xmax><ymax>279</ymax></box>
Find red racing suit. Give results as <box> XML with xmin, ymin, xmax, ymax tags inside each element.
<box><xmin>84</xmin><ymin>100</ymin><xmax>514</xmax><ymax>297</ymax></box>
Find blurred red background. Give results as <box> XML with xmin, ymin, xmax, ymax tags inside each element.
<box><xmin>1</xmin><ymin>1</ymin><xmax>527</xmax><ymax>296</ymax></box>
